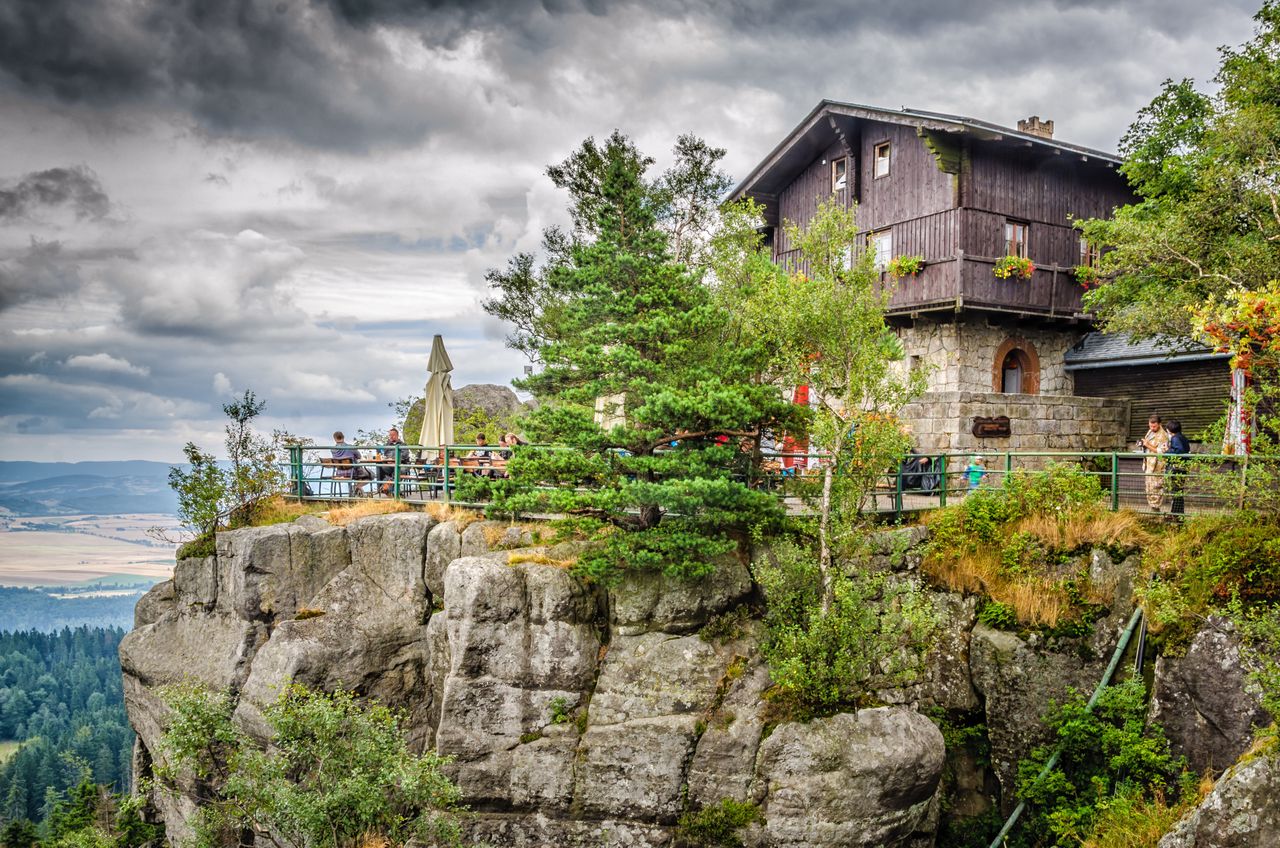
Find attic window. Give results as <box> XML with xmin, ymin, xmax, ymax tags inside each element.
<box><xmin>831</xmin><ymin>157</ymin><xmax>848</xmax><ymax>193</ymax></box>
<box><xmin>1005</xmin><ymin>221</ymin><xmax>1029</xmax><ymax>258</ymax></box>
<box><xmin>874</xmin><ymin>142</ymin><xmax>891</xmax><ymax>178</ymax></box>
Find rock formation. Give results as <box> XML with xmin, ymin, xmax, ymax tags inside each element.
<box><xmin>121</xmin><ymin>517</ymin><xmax>945</xmax><ymax>847</ymax></box>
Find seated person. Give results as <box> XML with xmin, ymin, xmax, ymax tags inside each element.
<box><xmin>329</xmin><ymin>431</ymin><xmax>371</xmax><ymax>488</ymax></box>
<box><xmin>470</xmin><ymin>433</ymin><xmax>493</xmax><ymax>466</ymax></box>
<box><xmin>376</xmin><ymin>427</ymin><xmax>408</xmax><ymax>495</ymax></box>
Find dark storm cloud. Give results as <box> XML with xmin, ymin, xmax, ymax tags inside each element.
<box><xmin>0</xmin><ymin>239</ymin><xmax>83</xmax><ymax>310</ymax></box>
<box><xmin>0</xmin><ymin>0</ymin><xmax>1260</xmax><ymax>152</ymax></box>
<box><xmin>0</xmin><ymin>166</ymin><xmax>110</xmax><ymax>221</ymax></box>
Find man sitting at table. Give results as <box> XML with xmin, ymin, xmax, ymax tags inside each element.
<box><xmin>330</xmin><ymin>431</ymin><xmax>371</xmax><ymax>491</ymax></box>
<box><xmin>377</xmin><ymin>427</ymin><xmax>408</xmax><ymax>495</ymax></box>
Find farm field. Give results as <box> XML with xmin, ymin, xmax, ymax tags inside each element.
<box><xmin>0</xmin><ymin>514</ymin><xmax>177</xmax><ymax>586</ymax></box>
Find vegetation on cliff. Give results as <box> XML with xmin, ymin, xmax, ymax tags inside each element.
<box><xmin>155</xmin><ymin>684</ymin><xmax>462</xmax><ymax>848</ymax></box>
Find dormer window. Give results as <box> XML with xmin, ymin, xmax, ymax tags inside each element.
<box><xmin>874</xmin><ymin>142</ymin><xmax>891</xmax><ymax>178</ymax></box>
<box><xmin>831</xmin><ymin>157</ymin><xmax>848</xmax><ymax>193</ymax></box>
<box><xmin>1005</xmin><ymin>221</ymin><xmax>1029</xmax><ymax>257</ymax></box>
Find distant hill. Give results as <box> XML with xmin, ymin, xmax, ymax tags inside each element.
<box><xmin>0</xmin><ymin>462</ymin><xmax>179</xmax><ymax>516</ymax></box>
<box><xmin>0</xmin><ymin>460</ymin><xmax>176</xmax><ymax>483</ymax></box>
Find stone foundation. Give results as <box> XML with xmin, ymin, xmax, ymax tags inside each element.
<box><xmin>902</xmin><ymin>391</ymin><xmax>1130</xmax><ymax>455</ymax></box>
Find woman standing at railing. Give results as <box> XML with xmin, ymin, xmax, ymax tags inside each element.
<box><xmin>1165</xmin><ymin>420</ymin><xmax>1191</xmax><ymax>516</ymax></box>
<box><xmin>1138</xmin><ymin>414</ymin><xmax>1170</xmax><ymax>512</ymax></box>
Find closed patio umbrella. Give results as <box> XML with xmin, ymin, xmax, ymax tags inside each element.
<box><xmin>422</xmin><ymin>335</ymin><xmax>454</xmax><ymax>448</ymax></box>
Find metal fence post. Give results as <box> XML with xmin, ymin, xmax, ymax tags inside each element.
<box><xmin>895</xmin><ymin>462</ymin><xmax>903</xmax><ymax>514</ymax></box>
<box><xmin>938</xmin><ymin>455</ymin><xmax>948</xmax><ymax>507</ymax></box>
<box><xmin>1004</xmin><ymin>452</ymin><xmax>1012</xmax><ymax>481</ymax></box>
<box><xmin>290</xmin><ymin>445</ymin><xmax>304</xmax><ymax>498</ymax></box>
<box><xmin>443</xmin><ymin>446</ymin><xmax>451</xmax><ymax>503</ymax></box>
<box><xmin>393</xmin><ymin>445</ymin><xmax>401</xmax><ymax>500</ymax></box>
<box><xmin>1111</xmin><ymin>452</ymin><xmax>1120</xmax><ymax>512</ymax></box>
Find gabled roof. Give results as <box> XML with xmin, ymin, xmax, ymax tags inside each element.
<box><xmin>730</xmin><ymin>99</ymin><xmax>1123</xmax><ymax>205</ymax></box>
<box><xmin>1064</xmin><ymin>332</ymin><xmax>1228</xmax><ymax>370</ymax></box>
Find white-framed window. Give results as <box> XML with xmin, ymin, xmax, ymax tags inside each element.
<box><xmin>831</xmin><ymin>157</ymin><xmax>848</xmax><ymax>193</ymax></box>
<box><xmin>1005</xmin><ymin>220</ymin><xmax>1029</xmax><ymax>257</ymax></box>
<box><xmin>874</xmin><ymin>142</ymin><xmax>891</xmax><ymax>178</ymax></box>
<box><xmin>1079</xmin><ymin>236</ymin><xmax>1101</xmax><ymax>267</ymax></box>
<box><xmin>870</xmin><ymin>230</ymin><xmax>892</xmax><ymax>270</ymax></box>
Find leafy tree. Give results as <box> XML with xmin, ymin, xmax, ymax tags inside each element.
<box><xmin>732</xmin><ymin>197</ymin><xmax>926</xmax><ymax>610</ymax></box>
<box><xmin>155</xmin><ymin>684</ymin><xmax>462</xmax><ymax>848</ymax></box>
<box><xmin>478</xmin><ymin>131</ymin><xmax>801</xmax><ymax>582</ymax></box>
<box><xmin>1078</xmin><ymin>2</ymin><xmax>1280</xmax><ymax>341</ymax></box>
<box><xmin>166</xmin><ymin>389</ymin><xmax>284</xmax><ymax>544</ymax></box>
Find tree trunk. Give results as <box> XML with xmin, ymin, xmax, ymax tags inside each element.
<box><xmin>818</xmin><ymin>463</ymin><xmax>835</xmax><ymax>614</ymax></box>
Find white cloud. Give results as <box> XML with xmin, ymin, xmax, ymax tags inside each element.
<box><xmin>65</xmin><ymin>352</ymin><xmax>150</xmax><ymax>376</ymax></box>
<box><xmin>212</xmin><ymin>372</ymin><xmax>233</xmax><ymax>395</ymax></box>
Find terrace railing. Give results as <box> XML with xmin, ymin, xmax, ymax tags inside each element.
<box><xmin>284</xmin><ymin>445</ymin><xmax>1273</xmax><ymax>518</ymax></box>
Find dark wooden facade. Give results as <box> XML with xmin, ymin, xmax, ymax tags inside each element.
<box><xmin>733</xmin><ymin>102</ymin><xmax>1135</xmax><ymax>321</ymax></box>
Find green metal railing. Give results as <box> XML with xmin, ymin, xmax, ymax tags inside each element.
<box><xmin>283</xmin><ymin>445</ymin><xmax>1268</xmax><ymax>517</ymax></box>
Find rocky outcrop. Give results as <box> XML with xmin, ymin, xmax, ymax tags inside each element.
<box><xmin>124</xmin><ymin>516</ymin><xmax>949</xmax><ymax>848</ymax></box>
<box><xmin>747</xmin><ymin>709</ymin><xmax>945</xmax><ymax>847</ymax></box>
<box><xmin>1158</xmin><ymin>751</ymin><xmax>1280</xmax><ymax>848</ymax></box>
<box><xmin>1149</xmin><ymin>616</ymin><xmax>1271</xmax><ymax>776</ymax></box>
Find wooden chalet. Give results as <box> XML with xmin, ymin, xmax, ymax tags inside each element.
<box><xmin>731</xmin><ymin>101</ymin><xmax>1141</xmax><ymax>454</ymax></box>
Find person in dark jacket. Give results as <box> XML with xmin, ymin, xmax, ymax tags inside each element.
<box><xmin>1165</xmin><ymin>419</ymin><xmax>1191</xmax><ymax>515</ymax></box>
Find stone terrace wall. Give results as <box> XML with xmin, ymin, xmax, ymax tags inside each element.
<box><xmin>903</xmin><ymin>391</ymin><xmax>1130</xmax><ymax>455</ymax></box>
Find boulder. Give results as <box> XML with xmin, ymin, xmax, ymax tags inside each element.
<box><xmin>1149</xmin><ymin>617</ymin><xmax>1271</xmax><ymax>775</ymax></box>
<box><xmin>1158</xmin><ymin>751</ymin><xmax>1280</xmax><ymax>848</ymax></box>
<box><xmin>576</xmin><ymin>629</ymin><xmax>757</xmax><ymax>823</ymax></box>
<box><xmin>748</xmin><ymin>708</ymin><xmax>945</xmax><ymax>847</ymax></box>
<box><xmin>610</xmin><ymin>556</ymin><xmax>753</xmax><ymax>636</ymax></box>
<box><xmin>214</xmin><ymin>524</ymin><xmax>350</xmax><ymax>623</ymax></box>
<box><xmin>135</xmin><ymin>579</ymin><xmax>175</xmax><ymax>627</ymax></box>
<box><xmin>462</xmin><ymin>813</ymin><xmax>672</xmax><ymax>848</ymax></box>
<box><xmin>234</xmin><ymin>513</ymin><xmax>437</xmax><ymax>743</ymax></box>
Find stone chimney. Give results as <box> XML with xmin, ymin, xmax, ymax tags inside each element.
<box><xmin>1017</xmin><ymin>116</ymin><xmax>1054</xmax><ymax>139</ymax></box>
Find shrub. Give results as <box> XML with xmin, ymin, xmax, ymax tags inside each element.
<box><xmin>676</xmin><ymin>799</ymin><xmax>763</xmax><ymax>848</ymax></box>
<box><xmin>1138</xmin><ymin>512</ymin><xmax>1280</xmax><ymax>647</ymax></box>
<box><xmin>156</xmin><ymin>683</ymin><xmax>463</xmax><ymax>848</ymax></box>
<box><xmin>1014</xmin><ymin>677</ymin><xmax>1186</xmax><ymax>847</ymax></box>
<box><xmin>758</xmin><ymin>538</ymin><xmax>938</xmax><ymax>718</ymax></box>
<box><xmin>922</xmin><ymin>465</ymin><xmax>1131</xmax><ymax>629</ymax></box>
<box><xmin>978</xmin><ymin>599</ymin><xmax>1018</xmax><ymax>630</ymax></box>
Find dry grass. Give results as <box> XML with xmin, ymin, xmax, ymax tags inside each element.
<box><xmin>294</xmin><ymin>607</ymin><xmax>327</xmax><ymax>620</ymax></box>
<box><xmin>923</xmin><ymin>548</ymin><xmax>1072</xmax><ymax>628</ymax></box>
<box><xmin>355</xmin><ymin>832</ymin><xmax>390</xmax><ymax>848</ymax></box>
<box><xmin>507</xmin><ymin>550</ymin><xmax>576</xmax><ymax>569</ymax></box>
<box><xmin>422</xmin><ymin>501</ymin><xmax>484</xmax><ymax>528</ymax></box>
<box><xmin>1080</xmin><ymin>774</ymin><xmax>1214</xmax><ymax>848</ymax></box>
<box><xmin>325</xmin><ymin>499</ymin><xmax>412</xmax><ymax>526</ymax></box>
<box><xmin>251</xmin><ymin>495</ymin><xmax>327</xmax><ymax>526</ymax></box>
<box><xmin>1016</xmin><ymin>509</ymin><xmax>1152</xmax><ymax>555</ymax></box>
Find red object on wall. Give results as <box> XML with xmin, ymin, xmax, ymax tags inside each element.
<box><xmin>781</xmin><ymin>384</ymin><xmax>810</xmax><ymax>468</ymax></box>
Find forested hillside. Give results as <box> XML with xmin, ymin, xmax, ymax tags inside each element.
<box><xmin>0</xmin><ymin>628</ymin><xmax>133</xmax><ymax>823</ymax></box>
<box><xmin>0</xmin><ymin>588</ymin><xmax>147</xmax><ymax>633</ymax></box>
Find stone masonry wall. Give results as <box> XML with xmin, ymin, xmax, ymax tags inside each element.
<box><xmin>893</xmin><ymin>318</ymin><xmax>1086</xmax><ymax>396</ymax></box>
<box><xmin>902</xmin><ymin>391</ymin><xmax>1131</xmax><ymax>455</ymax></box>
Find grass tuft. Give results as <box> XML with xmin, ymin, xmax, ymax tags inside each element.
<box><xmin>325</xmin><ymin>499</ymin><xmax>412</xmax><ymax>526</ymax></box>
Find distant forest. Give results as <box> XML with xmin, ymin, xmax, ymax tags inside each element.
<box><xmin>0</xmin><ymin>588</ymin><xmax>145</xmax><ymax>633</ymax></box>
<box><xmin>0</xmin><ymin>627</ymin><xmax>134</xmax><ymax>823</ymax></box>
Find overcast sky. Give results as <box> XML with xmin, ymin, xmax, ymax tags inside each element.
<box><xmin>0</xmin><ymin>0</ymin><xmax>1261</xmax><ymax>462</ymax></box>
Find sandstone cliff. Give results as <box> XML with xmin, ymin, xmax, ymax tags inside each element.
<box><xmin>119</xmin><ymin>515</ymin><xmax>1272</xmax><ymax>847</ymax></box>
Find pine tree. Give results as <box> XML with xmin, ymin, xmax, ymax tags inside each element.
<box><xmin>481</xmin><ymin>132</ymin><xmax>803</xmax><ymax>581</ymax></box>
